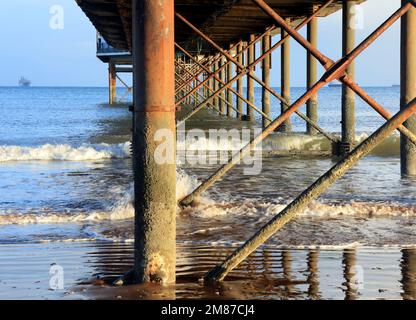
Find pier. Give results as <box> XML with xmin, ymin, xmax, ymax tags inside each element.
<box><xmin>75</xmin><ymin>0</ymin><xmax>416</xmax><ymax>284</ymax></box>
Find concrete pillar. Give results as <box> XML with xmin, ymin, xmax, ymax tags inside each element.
<box><xmin>281</xmin><ymin>26</ymin><xmax>292</xmax><ymax>132</ymax></box>
<box><xmin>262</xmin><ymin>32</ymin><xmax>271</xmax><ymax>128</ymax></box>
<box><xmin>109</xmin><ymin>61</ymin><xmax>117</xmax><ymax>105</ymax></box>
<box><xmin>246</xmin><ymin>34</ymin><xmax>255</xmax><ymax>121</ymax></box>
<box><xmin>220</xmin><ymin>57</ymin><xmax>226</xmax><ymax>115</ymax></box>
<box><xmin>400</xmin><ymin>2</ymin><xmax>416</xmax><ymax>176</ymax></box>
<box><xmin>307</xmin><ymin>17</ymin><xmax>318</xmax><ymax>135</ymax></box>
<box><xmin>341</xmin><ymin>0</ymin><xmax>356</xmax><ymax>153</ymax></box>
<box><xmin>132</xmin><ymin>0</ymin><xmax>176</xmax><ymax>284</ymax></box>
<box><xmin>226</xmin><ymin>49</ymin><xmax>234</xmax><ymax>118</ymax></box>
<box><xmin>237</xmin><ymin>43</ymin><xmax>244</xmax><ymax>119</ymax></box>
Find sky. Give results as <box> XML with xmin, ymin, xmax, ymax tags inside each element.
<box><xmin>0</xmin><ymin>0</ymin><xmax>403</xmax><ymax>87</ymax></box>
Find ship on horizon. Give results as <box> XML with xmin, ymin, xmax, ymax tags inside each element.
<box><xmin>18</xmin><ymin>77</ymin><xmax>31</xmax><ymax>87</ymax></box>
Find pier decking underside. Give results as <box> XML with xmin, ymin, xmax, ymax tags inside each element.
<box><xmin>76</xmin><ymin>0</ymin><xmax>362</xmax><ymax>54</ymax></box>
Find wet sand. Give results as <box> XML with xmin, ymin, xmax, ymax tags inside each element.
<box><xmin>1</xmin><ymin>242</ymin><xmax>416</xmax><ymax>300</ymax></box>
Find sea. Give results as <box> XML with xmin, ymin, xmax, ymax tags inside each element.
<box><xmin>0</xmin><ymin>85</ymin><xmax>415</xmax><ymax>300</ymax></box>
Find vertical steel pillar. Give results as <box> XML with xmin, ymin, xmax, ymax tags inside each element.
<box><xmin>227</xmin><ymin>47</ymin><xmax>234</xmax><ymax>117</ymax></box>
<box><xmin>341</xmin><ymin>0</ymin><xmax>356</xmax><ymax>153</ymax></box>
<box><xmin>246</xmin><ymin>34</ymin><xmax>255</xmax><ymax>121</ymax></box>
<box><xmin>213</xmin><ymin>60</ymin><xmax>220</xmax><ymax>113</ymax></box>
<box><xmin>307</xmin><ymin>16</ymin><xmax>318</xmax><ymax>135</ymax></box>
<box><xmin>109</xmin><ymin>61</ymin><xmax>117</xmax><ymax>105</ymax></box>
<box><xmin>220</xmin><ymin>57</ymin><xmax>226</xmax><ymax>115</ymax></box>
<box><xmin>400</xmin><ymin>1</ymin><xmax>416</xmax><ymax>175</ymax></box>
<box><xmin>262</xmin><ymin>32</ymin><xmax>271</xmax><ymax>128</ymax></box>
<box><xmin>281</xmin><ymin>26</ymin><xmax>292</xmax><ymax>132</ymax></box>
<box><xmin>237</xmin><ymin>43</ymin><xmax>244</xmax><ymax>119</ymax></box>
<box><xmin>132</xmin><ymin>0</ymin><xmax>176</xmax><ymax>284</ymax></box>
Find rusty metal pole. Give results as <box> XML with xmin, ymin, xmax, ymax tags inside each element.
<box><xmin>109</xmin><ymin>61</ymin><xmax>117</xmax><ymax>105</ymax></box>
<box><xmin>132</xmin><ymin>0</ymin><xmax>176</xmax><ymax>284</ymax></box>
<box><xmin>280</xmin><ymin>26</ymin><xmax>292</xmax><ymax>132</ymax></box>
<box><xmin>307</xmin><ymin>16</ymin><xmax>319</xmax><ymax>135</ymax></box>
<box><xmin>220</xmin><ymin>57</ymin><xmax>226</xmax><ymax>115</ymax></box>
<box><xmin>401</xmin><ymin>1</ymin><xmax>416</xmax><ymax>175</ymax></box>
<box><xmin>341</xmin><ymin>0</ymin><xmax>357</xmax><ymax>154</ymax></box>
<box><xmin>247</xmin><ymin>34</ymin><xmax>256</xmax><ymax>121</ymax></box>
<box><xmin>227</xmin><ymin>46</ymin><xmax>234</xmax><ymax>117</ymax></box>
<box><xmin>262</xmin><ymin>32</ymin><xmax>271</xmax><ymax>127</ymax></box>
<box><xmin>205</xmin><ymin>98</ymin><xmax>416</xmax><ymax>282</ymax></box>
<box><xmin>237</xmin><ymin>43</ymin><xmax>244</xmax><ymax>119</ymax></box>
<box><xmin>213</xmin><ymin>60</ymin><xmax>220</xmax><ymax>113</ymax></box>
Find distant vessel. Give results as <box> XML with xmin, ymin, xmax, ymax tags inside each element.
<box><xmin>328</xmin><ymin>83</ymin><xmax>342</xmax><ymax>88</ymax></box>
<box><xmin>18</xmin><ymin>77</ymin><xmax>31</xmax><ymax>87</ymax></box>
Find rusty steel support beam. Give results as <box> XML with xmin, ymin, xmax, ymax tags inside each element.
<box><xmin>401</xmin><ymin>1</ymin><xmax>416</xmax><ymax>175</ymax></box>
<box><xmin>175</xmin><ymin>6</ymin><xmax>333</xmax><ymax>127</ymax></box>
<box><xmin>175</xmin><ymin>12</ymin><xmax>290</xmax><ymax>108</ymax></box>
<box><xmin>175</xmin><ymin>43</ymin><xmax>274</xmax><ymax>123</ymax></box>
<box><xmin>181</xmin><ymin>27</ymin><xmax>273</xmax><ymax>109</ymax></box>
<box><xmin>176</xmin><ymin>16</ymin><xmax>339</xmax><ymax>142</ymax></box>
<box><xmin>205</xmin><ymin>97</ymin><xmax>416</xmax><ymax>282</ymax></box>
<box><xmin>307</xmin><ymin>16</ymin><xmax>319</xmax><ymax>135</ymax></box>
<box><xmin>280</xmin><ymin>26</ymin><xmax>292</xmax><ymax>132</ymax></box>
<box><xmin>262</xmin><ymin>32</ymin><xmax>271</xmax><ymax>128</ymax></box>
<box><xmin>175</xmin><ymin>43</ymin><xmax>244</xmax><ymax>100</ymax></box>
<box><xmin>213</xmin><ymin>60</ymin><xmax>220</xmax><ymax>113</ymax></box>
<box><xmin>341</xmin><ymin>0</ymin><xmax>357</xmax><ymax>154</ymax></box>
<box><xmin>132</xmin><ymin>0</ymin><xmax>176</xmax><ymax>284</ymax></box>
<box><xmin>175</xmin><ymin>60</ymin><xmax>240</xmax><ymax>116</ymax></box>
<box><xmin>109</xmin><ymin>61</ymin><xmax>117</xmax><ymax>105</ymax></box>
<box><xmin>252</xmin><ymin>0</ymin><xmax>416</xmax><ymax>146</ymax></box>
<box><xmin>179</xmin><ymin>0</ymin><xmax>412</xmax><ymax>207</ymax></box>
<box><xmin>246</xmin><ymin>34</ymin><xmax>256</xmax><ymax>121</ymax></box>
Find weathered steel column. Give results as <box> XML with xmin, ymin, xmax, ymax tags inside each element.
<box><xmin>246</xmin><ymin>34</ymin><xmax>255</xmax><ymax>121</ymax></box>
<box><xmin>400</xmin><ymin>1</ymin><xmax>416</xmax><ymax>176</ymax></box>
<box><xmin>227</xmin><ymin>50</ymin><xmax>234</xmax><ymax>117</ymax></box>
<box><xmin>237</xmin><ymin>43</ymin><xmax>244</xmax><ymax>119</ymax></box>
<box><xmin>262</xmin><ymin>32</ymin><xmax>271</xmax><ymax>127</ymax></box>
<box><xmin>280</xmin><ymin>26</ymin><xmax>292</xmax><ymax>131</ymax></box>
<box><xmin>220</xmin><ymin>57</ymin><xmax>226</xmax><ymax>115</ymax></box>
<box><xmin>341</xmin><ymin>0</ymin><xmax>356</xmax><ymax>153</ymax></box>
<box><xmin>132</xmin><ymin>0</ymin><xmax>176</xmax><ymax>284</ymax></box>
<box><xmin>109</xmin><ymin>61</ymin><xmax>117</xmax><ymax>105</ymax></box>
<box><xmin>213</xmin><ymin>60</ymin><xmax>220</xmax><ymax>113</ymax></box>
<box><xmin>307</xmin><ymin>16</ymin><xmax>318</xmax><ymax>135</ymax></box>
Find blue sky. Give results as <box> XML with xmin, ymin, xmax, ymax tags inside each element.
<box><xmin>0</xmin><ymin>0</ymin><xmax>402</xmax><ymax>87</ymax></box>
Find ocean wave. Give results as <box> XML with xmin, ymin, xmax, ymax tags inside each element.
<box><xmin>0</xmin><ymin>143</ymin><xmax>131</xmax><ymax>162</ymax></box>
<box><xmin>0</xmin><ymin>131</ymin><xmax>401</xmax><ymax>164</ymax></box>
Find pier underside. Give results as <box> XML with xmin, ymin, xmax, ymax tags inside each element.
<box><xmin>75</xmin><ymin>0</ymin><xmax>416</xmax><ymax>284</ymax></box>
<box><xmin>76</xmin><ymin>0</ymin><xmax>363</xmax><ymax>54</ymax></box>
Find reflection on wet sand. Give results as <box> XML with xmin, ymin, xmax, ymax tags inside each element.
<box><xmin>2</xmin><ymin>242</ymin><xmax>416</xmax><ymax>299</ymax></box>
<box><xmin>401</xmin><ymin>249</ymin><xmax>416</xmax><ymax>300</ymax></box>
<box><xmin>70</xmin><ymin>243</ymin><xmax>416</xmax><ymax>300</ymax></box>
<box><xmin>307</xmin><ymin>250</ymin><xmax>320</xmax><ymax>299</ymax></box>
<box><xmin>342</xmin><ymin>249</ymin><xmax>359</xmax><ymax>300</ymax></box>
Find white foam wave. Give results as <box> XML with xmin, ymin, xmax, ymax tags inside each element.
<box><xmin>0</xmin><ymin>169</ymin><xmax>198</xmax><ymax>225</ymax></box>
<box><xmin>0</xmin><ymin>143</ymin><xmax>131</xmax><ymax>162</ymax></box>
